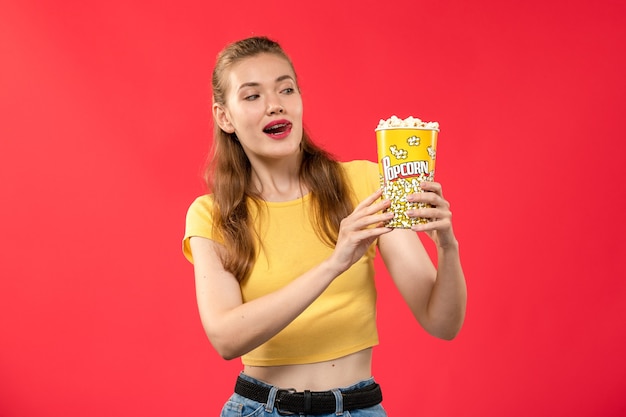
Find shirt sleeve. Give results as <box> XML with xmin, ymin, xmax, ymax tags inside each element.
<box><xmin>342</xmin><ymin>159</ymin><xmax>380</xmax><ymax>201</ymax></box>
<box><xmin>182</xmin><ymin>195</ymin><xmax>218</xmax><ymax>264</ymax></box>
<box><xmin>341</xmin><ymin>160</ymin><xmax>381</xmax><ymax>258</ymax></box>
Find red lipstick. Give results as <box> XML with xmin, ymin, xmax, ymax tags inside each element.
<box><xmin>263</xmin><ymin>119</ymin><xmax>292</xmax><ymax>139</ymax></box>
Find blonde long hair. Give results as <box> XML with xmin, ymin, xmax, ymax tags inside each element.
<box><xmin>207</xmin><ymin>36</ymin><xmax>354</xmax><ymax>281</ymax></box>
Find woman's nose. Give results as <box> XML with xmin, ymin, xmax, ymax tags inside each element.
<box><xmin>267</xmin><ymin>100</ymin><xmax>284</xmax><ymax>115</ymax></box>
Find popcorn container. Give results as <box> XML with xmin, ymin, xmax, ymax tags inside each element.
<box><xmin>376</xmin><ymin>121</ymin><xmax>439</xmax><ymax>228</ymax></box>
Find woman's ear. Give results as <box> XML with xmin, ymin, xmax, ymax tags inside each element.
<box><xmin>212</xmin><ymin>103</ymin><xmax>235</xmax><ymax>133</ymax></box>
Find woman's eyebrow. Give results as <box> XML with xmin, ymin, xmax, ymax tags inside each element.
<box><xmin>276</xmin><ymin>75</ymin><xmax>295</xmax><ymax>83</ymax></box>
<box><xmin>237</xmin><ymin>75</ymin><xmax>295</xmax><ymax>91</ymax></box>
<box><xmin>237</xmin><ymin>81</ymin><xmax>260</xmax><ymax>91</ymax></box>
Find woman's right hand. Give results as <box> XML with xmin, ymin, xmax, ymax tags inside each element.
<box><xmin>328</xmin><ymin>188</ymin><xmax>394</xmax><ymax>273</ymax></box>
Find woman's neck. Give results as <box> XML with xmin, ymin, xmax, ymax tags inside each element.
<box><xmin>249</xmin><ymin>153</ymin><xmax>308</xmax><ymax>202</ymax></box>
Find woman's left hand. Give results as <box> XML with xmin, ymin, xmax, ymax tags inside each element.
<box><xmin>406</xmin><ymin>181</ymin><xmax>457</xmax><ymax>249</ymax></box>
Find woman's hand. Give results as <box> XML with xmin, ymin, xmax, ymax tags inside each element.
<box><xmin>328</xmin><ymin>188</ymin><xmax>393</xmax><ymax>274</ymax></box>
<box><xmin>406</xmin><ymin>181</ymin><xmax>457</xmax><ymax>249</ymax></box>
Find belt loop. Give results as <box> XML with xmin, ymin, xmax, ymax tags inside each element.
<box><xmin>331</xmin><ymin>389</ymin><xmax>344</xmax><ymax>416</ymax></box>
<box><xmin>304</xmin><ymin>390</ymin><xmax>312</xmax><ymax>414</ymax></box>
<box><xmin>265</xmin><ymin>385</ymin><xmax>279</xmax><ymax>412</ymax></box>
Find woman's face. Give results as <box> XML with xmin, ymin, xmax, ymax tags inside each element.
<box><xmin>214</xmin><ymin>53</ymin><xmax>304</xmax><ymax>164</ymax></box>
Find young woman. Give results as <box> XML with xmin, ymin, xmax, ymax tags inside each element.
<box><xmin>183</xmin><ymin>36</ymin><xmax>466</xmax><ymax>416</ymax></box>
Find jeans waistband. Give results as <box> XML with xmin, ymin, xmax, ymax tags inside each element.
<box><xmin>234</xmin><ymin>373</ymin><xmax>383</xmax><ymax>415</ymax></box>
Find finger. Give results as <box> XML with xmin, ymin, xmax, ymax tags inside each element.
<box><xmin>352</xmin><ymin>223</ymin><xmax>394</xmax><ymax>240</ymax></box>
<box><xmin>353</xmin><ymin>191</ymin><xmax>391</xmax><ymax>217</ymax></box>
<box><xmin>354</xmin><ymin>188</ymin><xmax>384</xmax><ymax>210</ymax></box>
<box><xmin>406</xmin><ymin>207</ymin><xmax>450</xmax><ymax>220</ymax></box>
<box><xmin>410</xmin><ymin>218</ymin><xmax>452</xmax><ymax>233</ymax></box>
<box><xmin>419</xmin><ymin>181</ymin><xmax>443</xmax><ymax>195</ymax></box>
<box><xmin>407</xmin><ymin>192</ymin><xmax>449</xmax><ymax>209</ymax></box>
<box><xmin>366</xmin><ymin>198</ymin><xmax>392</xmax><ymax>215</ymax></box>
<box><xmin>348</xmin><ymin>210</ymin><xmax>394</xmax><ymax>231</ymax></box>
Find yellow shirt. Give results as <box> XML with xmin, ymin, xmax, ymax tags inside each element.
<box><xmin>183</xmin><ymin>160</ymin><xmax>380</xmax><ymax>366</ymax></box>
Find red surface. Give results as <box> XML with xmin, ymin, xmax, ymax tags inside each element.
<box><xmin>1</xmin><ymin>1</ymin><xmax>625</xmax><ymax>416</ymax></box>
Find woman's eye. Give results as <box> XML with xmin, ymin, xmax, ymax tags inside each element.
<box><xmin>244</xmin><ymin>94</ymin><xmax>259</xmax><ymax>101</ymax></box>
<box><xmin>282</xmin><ymin>88</ymin><xmax>294</xmax><ymax>94</ymax></box>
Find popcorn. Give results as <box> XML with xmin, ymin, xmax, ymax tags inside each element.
<box><xmin>376</xmin><ymin>115</ymin><xmax>440</xmax><ymax>131</ymax></box>
<box><xmin>376</xmin><ymin>116</ymin><xmax>439</xmax><ymax>228</ymax></box>
<box><xmin>381</xmin><ymin>173</ymin><xmax>434</xmax><ymax>227</ymax></box>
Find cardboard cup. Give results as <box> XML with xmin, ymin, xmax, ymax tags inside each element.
<box><xmin>376</xmin><ymin>126</ymin><xmax>438</xmax><ymax>228</ymax></box>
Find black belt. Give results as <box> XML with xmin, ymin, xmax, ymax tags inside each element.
<box><xmin>234</xmin><ymin>375</ymin><xmax>383</xmax><ymax>415</ymax></box>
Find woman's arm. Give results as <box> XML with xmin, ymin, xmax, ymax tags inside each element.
<box><xmin>191</xmin><ymin>236</ymin><xmax>340</xmax><ymax>360</ymax></box>
<box><xmin>378</xmin><ymin>181</ymin><xmax>467</xmax><ymax>340</ymax></box>
<box><xmin>190</xmin><ymin>188</ymin><xmax>393</xmax><ymax>359</ymax></box>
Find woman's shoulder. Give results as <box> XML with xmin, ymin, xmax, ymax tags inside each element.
<box><xmin>339</xmin><ymin>159</ymin><xmax>377</xmax><ymax>178</ymax></box>
<box><xmin>340</xmin><ymin>159</ymin><xmax>378</xmax><ymax>179</ymax></box>
<box><xmin>188</xmin><ymin>193</ymin><xmax>214</xmax><ymax>209</ymax></box>
<box><xmin>183</xmin><ymin>194</ymin><xmax>218</xmax><ymax>263</ymax></box>
<box><xmin>339</xmin><ymin>160</ymin><xmax>380</xmax><ymax>197</ymax></box>
<box><xmin>185</xmin><ymin>194</ymin><xmax>215</xmax><ymax>222</ymax></box>
<box><xmin>340</xmin><ymin>159</ymin><xmax>376</xmax><ymax>170</ymax></box>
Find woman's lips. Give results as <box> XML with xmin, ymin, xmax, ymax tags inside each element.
<box><xmin>263</xmin><ymin>119</ymin><xmax>292</xmax><ymax>139</ymax></box>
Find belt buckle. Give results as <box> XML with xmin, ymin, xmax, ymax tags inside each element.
<box><xmin>275</xmin><ymin>388</ymin><xmax>297</xmax><ymax>415</ymax></box>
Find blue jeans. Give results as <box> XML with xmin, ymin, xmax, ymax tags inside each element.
<box><xmin>220</xmin><ymin>373</ymin><xmax>387</xmax><ymax>417</ymax></box>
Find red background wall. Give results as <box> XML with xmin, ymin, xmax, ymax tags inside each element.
<box><xmin>1</xmin><ymin>0</ymin><xmax>625</xmax><ymax>416</ymax></box>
